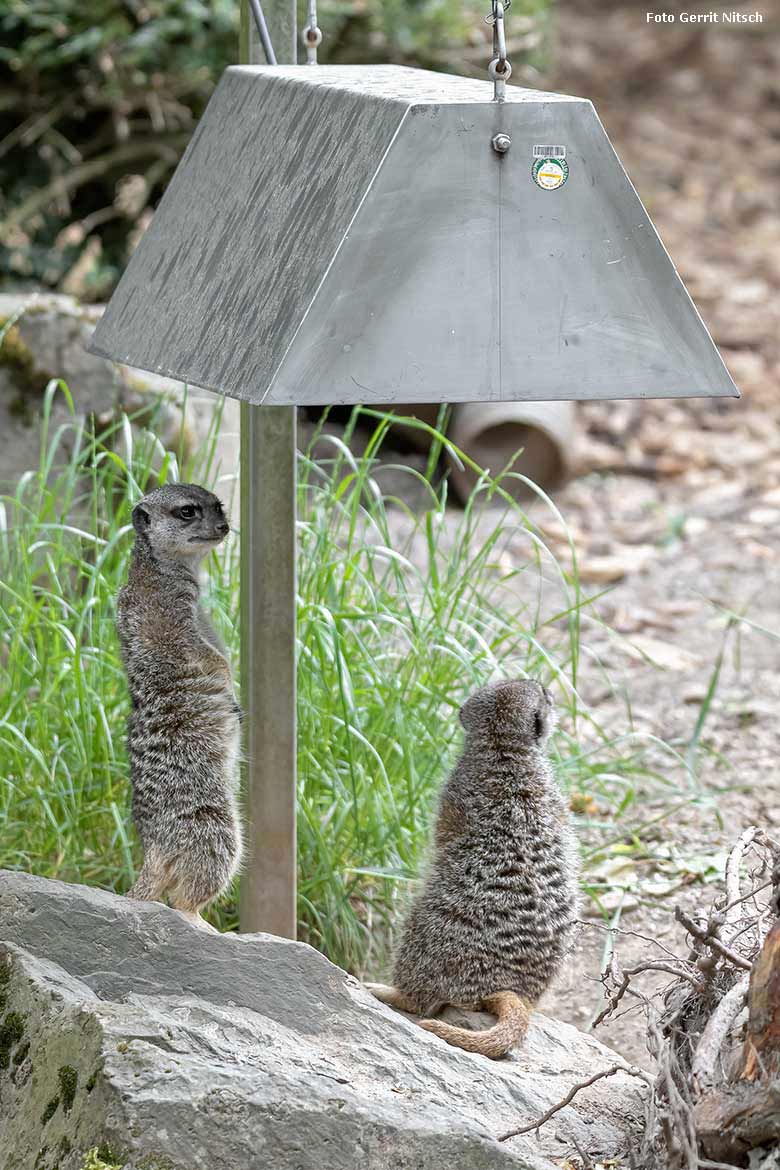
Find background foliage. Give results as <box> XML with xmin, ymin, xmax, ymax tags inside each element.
<box><xmin>0</xmin><ymin>0</ymin><xmax>552</xmax><ymax>297</ymax></box>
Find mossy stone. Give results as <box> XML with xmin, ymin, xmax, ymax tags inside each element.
<box><xmin>80</xmin><ymin>1143</ymin><xmax>125</xmax><ymax>1169</ymax></box>
<box><xmin>0</xmin><ymin>320</ymin><xmax>52</xmax><ymax>403</ymax></box>
<box><xmin>41</xmin><ymin>1095</ymin><xmax>60</xmax><ymax>1125</ymax></box>
<box><xmin>12</xmin><ymin>1038</ymin><xmax>30</xmax><ymax>1066</ymax></box>
<box><xmin>0</xmin><ymin>960</ymin><xmax>11</xmax><ymax>1016</ymax></box>
<box><xmin>58</xmin><ymin>1064</ymin><xmax>78</xmax><ymax>1111</ymax></box>
<box><xmin>0</xmin><ymin>1010</ymin><xmax>25</xmax><ymax>1070</ymax></box>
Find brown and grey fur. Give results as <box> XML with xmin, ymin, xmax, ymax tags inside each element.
<box><xmin>117</xmin><ymin>483</ymin><xmax>243</xmax><ymax>930</ymax></box>
<box><xmin>367</xmin><ymin>679</ymin><xmax>579</xmax><ymax>1058</ymax></box>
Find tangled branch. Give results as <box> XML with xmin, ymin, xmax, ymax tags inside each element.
<box><xmin>497</xmin><ymin>826</ymin><xmax>780</xmax><ymax>1169</ymax></box>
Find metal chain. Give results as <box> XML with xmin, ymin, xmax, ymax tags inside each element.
<box><xmin>302</xmin><ymin>0</ymin><xmax>323</xmax><ymax>64</ymax></box>
<box><xmin>247</xmin><ymin>0</ymin><xmax>277</xmax><ymax>65</ymax></box>
<box><xmin>486</xmin><ymin>0</ymin><xmax>512</xmax><ymax>101</ymax></box>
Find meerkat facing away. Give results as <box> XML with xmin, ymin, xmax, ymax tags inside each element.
<box><xmin>366</xmin><ymin>679</ymin><xmax>579</xmax><ymax>1058</ymax></box>
<box><xmin>117</xmin><ymin>483</ymin><xmax>243</xmax><ymax>931</ymax></box>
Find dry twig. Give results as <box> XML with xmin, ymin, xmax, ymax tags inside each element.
<box><xmin>691</xmin><ymin>973</ymin><xmax>749</xmax><ymax>1091</ymax></box>
<box><xmin>496</xmin><ymin>1063</ymin><xmax>652</xmax><ymax>1142</ymax></box>
<box><xmin>723</xmin><ymin>828</ymin><xmax>760</xmax><ymax>934</ymax></box>
<box><xmin>592</xmin><ymin>959</ymin><xmax>703</xmax><ymax>1029</ymax></box>
<box><xmin>675</xmin><ymin>907</ymin><xmax>753</xmax><ymax>972</ymax></box>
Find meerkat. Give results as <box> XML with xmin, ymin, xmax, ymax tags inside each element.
<box><xmin>366</xmin><ymin>678</ymin><xmax>579</xmax><ymax>1059</ymax></box>
<box><xmin>116</xmin><ymin>483</ymin><xmax>243</xmax><ymax>931</ymax></box>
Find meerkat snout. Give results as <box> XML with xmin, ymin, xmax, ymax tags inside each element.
<box><xmin>131</xmin><ymin>483</ymin><xmax>230</xmax><ymax>562</ymax></box>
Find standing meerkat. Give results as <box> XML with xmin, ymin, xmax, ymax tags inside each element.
<box><xmin>366</xmin><ymin>678</ymin><xmax>579</xmax><ymax>1058</ymax></box>
<box><xmin>116</xmin><ymin>483</ymin><xmax>243</xmax><ymax>931</ymax></box>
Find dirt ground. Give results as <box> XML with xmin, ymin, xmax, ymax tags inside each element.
<box><xmin>538</xmin><ymin>475</ymin><xmax>780</xmax><ymax>1064</ymax></box>
<box><xmin>521</xmin><ymin>0</ymin><xmax>780</xmax><ymax>1065</ymax></box>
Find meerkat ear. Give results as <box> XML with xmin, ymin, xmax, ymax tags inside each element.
<box><xmin>131</xmin><ymin>503</ymin><xmax>151</xmax><ymax>532</ymax></box>
<box><xmin>533</xmin><ymin>696</ymin><xmax>556</xmax><ymax>743</ymax></box>
<box><xmin>459</xmin><ymin>691</ymin><xmax>481</xmax><ymax>731</ymax></box>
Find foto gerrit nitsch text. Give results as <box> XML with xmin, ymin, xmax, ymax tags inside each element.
<box><xmin>646</xmin><ymin>9</ymin><xmax>763</xmax><ymax>20</ymax></box>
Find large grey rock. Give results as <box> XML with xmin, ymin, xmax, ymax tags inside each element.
<box><xmin>0</xmin><ymin>872</ymin><xmax>645</xmax><ymax>1170</ymax></box>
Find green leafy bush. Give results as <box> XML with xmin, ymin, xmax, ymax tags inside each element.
<box><xmin>0</xmin><ymin>0</ymin><xmax>238</xmax><ymax>295</ymax></box>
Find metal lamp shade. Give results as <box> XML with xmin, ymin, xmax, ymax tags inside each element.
<box><xmin>89</xmin><ymin>65</ymin><xmax>738</xmax><ymax>405</ymax></box>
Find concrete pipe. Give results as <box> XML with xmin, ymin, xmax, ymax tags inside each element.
<box><xmin>375</xmin><ymin>400</ymin><xmax>576</xmax><ymax>503</ymax></box>
<box><xmin>447</xmin><ymin>401</ymin><xmax>576</xmax><ymax>502</ymax></box>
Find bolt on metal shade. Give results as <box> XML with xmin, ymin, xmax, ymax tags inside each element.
<box><xmin>89</xmin><ymin>65</ymin><xmax>738</xmax><ymax>405</ymax></box>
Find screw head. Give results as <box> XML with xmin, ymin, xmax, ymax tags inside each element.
<box><xmin>492</xmin><ymin>132</ymin><xmax>512</xmax><ymax>155</ymax></box>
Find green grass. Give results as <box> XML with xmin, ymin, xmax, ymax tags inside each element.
<box><xmin>0</xmin><ymin>383</ymin><xmax>709</xmax><ymax>974</ymax></box>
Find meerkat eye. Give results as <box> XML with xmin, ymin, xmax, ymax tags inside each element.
<box><xmin>176</xmin><ymin>505</ymin><xmax>198</xmax><ymax>520</ymax></box>
<box><xmin>534</xmin><ymin>711</ymin><xmax>545</xmax><ymax>739</ymax></box>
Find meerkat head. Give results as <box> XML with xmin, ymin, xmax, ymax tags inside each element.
<box><xmin>459</xmin><ymin>679</ymin><xmax>556</xmax><ymax>748</ymax></box>
<box><xmin>131</xmin><ymin>483</ymin><xmax>230</xmax><ymax>563</ymax></box>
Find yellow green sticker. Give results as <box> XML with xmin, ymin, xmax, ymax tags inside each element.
<box><xmin>532</xmin><ymin>157</ymin><xmax>569</xmax><ymax>191</ymax></box>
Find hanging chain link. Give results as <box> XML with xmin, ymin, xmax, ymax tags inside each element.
<box><xmin>486</xmin><ymin>0</ymin><xmax>512</xmax><ymax>101</ymax></box>
<box><xmin>302</xmin><ymin>0</ymin><xmax>323</xmax><ymax>64</ymax></box>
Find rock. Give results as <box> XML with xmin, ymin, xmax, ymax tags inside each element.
<box><xmin>747</xmin><ymin>507</ymin><xmax>780</xmax><ymax>527</ymax></box>
<box><xmin>0</xmin><ymin>872</ymin><xmax>645</xmax><ymax>1170</ymax></box>
<box><xmin>0</xmin><ymin>291</ymin><xmax>239</xmax><ymax>502</ymax></box>
<box><xmin>620</xmin><ymin>634</ymin><xmax>700</xmax><ymax>673</ymax></box>
<box><xmin>578</xmin><ymin>546</ymin><xmax>657</xmax><ymax>584</ymax></box>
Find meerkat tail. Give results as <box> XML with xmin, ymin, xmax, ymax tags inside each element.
<box><xmin>418</xmin><ymin>991</ymin><xmax>530</xmax><ymax>1059</ymax></box>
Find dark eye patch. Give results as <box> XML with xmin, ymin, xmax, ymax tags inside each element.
<box><xmin>534</xmin><ymin>711</ymin><xmax>544</xmax><ymax>739</ymax></box>
<box><xmin>174</xmin><ymin>504</ymin><xmax>200</xmax><ymax>520</ymax></box>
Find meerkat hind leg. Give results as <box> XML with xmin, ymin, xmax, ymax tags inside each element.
<box><xmin>364</xmin><ymin>983</ymin><xmax>421</xmax><ymax>1013</ymax></box>
<box><xmin>170</xmin><ymin>885</ymin><xmax>221</xmax><ymax>934</ymax></box>
<box><xmin>166</xmin><ymin>858</ymin><xmax>227</xmax><ymax>934</ymax></box>
<box><xmin>126</xmin><ymin>850</ymin><xmax>168</xmax><ymax>903</ymax></box>
<box><xmin>177</xmin><ymin>909</ymin><xmax>220</xmax><ymax>934</ymax></box>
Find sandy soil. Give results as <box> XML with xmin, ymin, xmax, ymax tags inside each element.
<box><xmin>538</xmin><ymin>472</ymin><xmax>780</xmax><ymax>1064</ymax></box>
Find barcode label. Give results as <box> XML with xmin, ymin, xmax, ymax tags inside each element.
<box><xmin>533</xmin><ymin>144</ymin><xmax>566</xmax><ymax>158</ymax></box>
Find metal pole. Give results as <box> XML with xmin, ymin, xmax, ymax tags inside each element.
<box><xmin>239</xmin><ymin>0</ymin><xmax>298</xmax><ymax>938</ymax></box>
